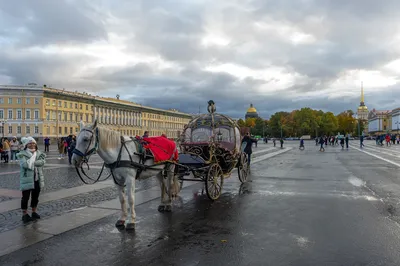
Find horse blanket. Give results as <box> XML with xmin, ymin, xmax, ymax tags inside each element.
<box><xmin>141</xmin><ymin>136</ymin><xmax>178</xmax><ymax>163</ymax></box>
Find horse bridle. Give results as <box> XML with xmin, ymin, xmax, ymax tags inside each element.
<box><xmin>72</xmin><ymin>127</ymin><xmax>99</xmax><ymax>164</ymax></box>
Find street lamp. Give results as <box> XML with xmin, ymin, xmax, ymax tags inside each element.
<box><xmin>0</xmin><ymin>119</ymin><xmax>7</xmax><ymax>138</ymax></box>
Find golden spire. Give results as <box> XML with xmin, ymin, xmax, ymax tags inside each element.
<box><xmin>360</xmin><ymin>81</ymin><xmax>364</xmax><ymax>104</ymax></box>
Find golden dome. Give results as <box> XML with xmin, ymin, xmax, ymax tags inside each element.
<box><xmin>358</xmin><ymin>105</ymin><xmax>368</xmax><ymax>111</ymax></box>
<box><xmin>247</xmin><ymin>103</ymin><xmax>257</xmax><ymax>113</ymax></box>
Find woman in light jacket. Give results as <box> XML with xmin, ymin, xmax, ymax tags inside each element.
<box><xmin>17</xmin><ymin>137</ymin><xmax>46</xmax><ymax>223</ymax></box>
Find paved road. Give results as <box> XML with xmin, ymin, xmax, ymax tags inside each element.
<box><xmin>1</xmin><ymin>140</ymin><xmax>400</xmax><ymax>265</ymax></box>
<box><xmin>0</xmin><ymin>143</ymin><xmax>276</xmax><ymax>234</ymax></box>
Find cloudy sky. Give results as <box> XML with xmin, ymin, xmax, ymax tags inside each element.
<box><xmin>1</xmin><ymin>0</ymin><xmax>400</xmax><ymax>119</ymax></box>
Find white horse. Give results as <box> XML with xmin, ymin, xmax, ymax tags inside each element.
<box><xmin>72</xmin><ymin>119</ymin><xmax>180</xmax><ymax>231</ymax></box>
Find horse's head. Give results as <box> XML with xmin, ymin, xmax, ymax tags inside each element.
<box><xmin>72</xmin><ymin>119</ymin><xmax>99</xmax><ymax>167</ymax></box>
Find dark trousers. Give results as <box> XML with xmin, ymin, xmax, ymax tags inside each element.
<box><xmin>247</xmin><ymin>153</ymin><xmax>251</xmax><ymax>165</ymax></box>
<box><xmin>21</xmin><ymin>181</ymin><xmax>41</xmax><ymax>210</ymax></box>
<box><xmin>44</xmin><ymin>144</ymin><xmax>49</xmax><ymax>152</ymax></box>
<box><xmin>346</xmin><ymin>141</ymin><xmax>349</xmax><ymax>148</ymax></box>
<box><xmin>68</xmin><ymin>150</ymin><xmax>73</xmax><ymax>164</ymax></box>
<box><xmin>2</xmin><ymin>152</ymin><xmax>9</xmax><ymax>163</ymax></box>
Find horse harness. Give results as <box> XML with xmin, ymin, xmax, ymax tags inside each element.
<box><xmin>74</xmin><ymin>128</ymin><xmax>176</xmax><ymax>187</ymax></box>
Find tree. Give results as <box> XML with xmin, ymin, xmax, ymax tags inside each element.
<box><xmin>269</xmin><ymin>112</ymin><xmax>290</xmax><ymax>137</ymax></box>
<box><xmin>253</xmin><ymin>118</ymin><xmax>268</xmax><ymax>136</ymax></box>
<box><xmin>337</xmin><ymin>111</ymin><xmax>356</xmax><ymax>135</ymax></box>
<box><xmin>245</xmin><ymin>118</ymin><xmax>256</xmax><ymax>128</ymax></box>
<box><xmin>320</xmin><ymin>112</ymin><xmax>338</xmax><ymax>135</ymax></box>
<box><xmin>237</xmin><ymin>119</ymin><xmax>245</xmax><ymax>127</ymax></box>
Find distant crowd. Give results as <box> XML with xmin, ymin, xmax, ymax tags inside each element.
<box><xmin>375</xmin><ymin>134</ymin><xmax>400</xmax><ymax>146</ymax></box>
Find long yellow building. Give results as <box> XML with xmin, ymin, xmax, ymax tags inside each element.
<box><xmin>0</xmin><ymin>85</ymin><xmax>193</xmax><ymax>141</ymax></box>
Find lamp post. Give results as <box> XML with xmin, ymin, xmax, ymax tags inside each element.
<box><xmin>0</xmin><ymin>119</ymin><xmax>7</xmax><ymax>138</ymax></box>
<box><xmin>355</xmin><ymin>114</ymin><xmax>361</xmax><ymax>148</ymax></box>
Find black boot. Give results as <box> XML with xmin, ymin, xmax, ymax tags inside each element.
<box><xmin>31</xmin><ymin>212</ymin><xmax>41</xmax><ymax>220</ymax></box>
<box><xmin>22</xmin><ymin>213</ymin><xmax>33</xmax><ymax>223</ymax></box>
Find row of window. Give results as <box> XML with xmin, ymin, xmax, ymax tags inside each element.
<box><xmin>0</xmin><ymin>97</ymin><xmax>40</xmax><ymax>105</ymax></box>
<box><xmin>45</xmin><ymin>99</ymin><xmax>92</xmax><ymax>111</ymax></box>
<box><xmin>146</xmin><ymin>113</ymin><xmax>184</xmax><ymax>122</ymax></box>
<box><xmin>0</xmin><ymin>126</ymin><xmax>39</xmax><ymax>134</ymax></box>
<box><xmin>0</xmin><ymin>109</ymin><xmax>40</xmax><ymax>120</ymax></box>
<box><xmin>146</xmin><ymin>120</ymin><xmax>182</xmax><ymax>129</ymax></box>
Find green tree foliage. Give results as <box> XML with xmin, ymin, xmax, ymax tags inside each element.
<box><xmin>245</xmin><ymin>118</ymin><xmax>256</xmax><ymax>128</ymax></box>
<box><xmin>237</xmin><ymin>119</ymin><xmax>245</xmax><ymax>127</ymax></box>
<box><xmin>238</xmin><ymin>108</ymin><xmax>357</xmax><ymax>138</ymax></box>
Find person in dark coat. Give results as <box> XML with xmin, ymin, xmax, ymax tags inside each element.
<box><xmin>68</xmin><ymin>138</ymin><xmax>76</xmax><ymax>165</ymax></box>
<box><xmin>242</xmin><ymin>133</ymin><xmax>257</xmax><ymax>166</ymax></box>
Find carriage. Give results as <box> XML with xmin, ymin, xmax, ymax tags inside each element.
<box><xmin>174</xmin><ymin>100</ymin><xmax>249</xmax><ymax>200</ymax></box>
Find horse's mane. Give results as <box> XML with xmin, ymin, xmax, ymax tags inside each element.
<box><xmin>96</xmin><ymin>125</ymin><xmax>122</xmax><ymax>149</ymax></box>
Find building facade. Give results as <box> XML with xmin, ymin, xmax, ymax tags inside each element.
<box><xmin>0</xmin><ymin>85</ymin><xmax>193</xmax><ymax>141</ymax></box>
<box><xmin>390</xmin><ymin>108</ymin><xmax>400</xmax><ymax>134</ymax></box>
<box><xmin>368</xmin><ymin>109</ymin><xmax>392</xmax><ymax>134</ymax></box>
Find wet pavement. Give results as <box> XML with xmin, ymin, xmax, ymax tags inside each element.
<box><xmin>0</xmin><ymin>143</ymin><xmax>276</xmax><ymax>236</ymax></box>
<box><xmin>0</xmin><ymin>141</ymin><xmax>400</xmax><ymax>265</ymax></box>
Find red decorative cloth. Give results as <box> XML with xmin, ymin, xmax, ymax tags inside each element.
<box><xmin>142</xmin><ymin>136</ymin><xmax>178</xmax><ymax>163</ymax></box>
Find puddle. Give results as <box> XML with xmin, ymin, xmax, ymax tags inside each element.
<box><xmin>348</xmin><ymin>176</ymin><xmax>365</xmax><ymax>187</ymax></box>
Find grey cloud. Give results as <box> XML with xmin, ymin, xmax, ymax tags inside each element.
<box><xmin>0</xmin><ymin>0</ymin><xmax>107</xmax><ymax>47</ymax></box>
<box><xmin>1</xmin><ymin>0</ymin><xmax>400</xmax><ymax>119</ymax></box>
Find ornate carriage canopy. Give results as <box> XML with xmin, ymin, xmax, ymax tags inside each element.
<box><xmin>181</xmin><ymin>106</ymin><xmax>242</xmax><ymax>155</ymax></box>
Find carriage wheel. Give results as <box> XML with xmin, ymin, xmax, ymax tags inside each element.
<box><xmin>206</xmin><ymin>163</ymin><xmax>224</xmax><ymax>200</ymax></box>
<box><xmin>237</xmin><ymin>153</ymin><xmax>249</xmax><ymax>183</ymax></box>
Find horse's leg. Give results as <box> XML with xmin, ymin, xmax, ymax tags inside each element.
<box><xmin>115</xmin><ymin>184</ymin><xmax>127</xmax><ymax>228</ymax></box>
<box><xmin>125</xmin><ymin>174</ymin><xmax>136</xmax><ymax>231</ymax></box>
<box><xmin>157</xmin><ymin>172</ymin><xmax>168</xmax><ymax>212</ymax></box>
<box><xmin>164</xmin><ymin>164</ymin><xmax>174</xmax><ymax>212</ymax></box>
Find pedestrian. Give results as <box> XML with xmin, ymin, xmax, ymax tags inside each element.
<box><xmin>10</xmin><ymin>137</ymin><xmax>20</xmax><ymax>163</ymax></box>
<box><xmin>273</xmin><ymin>138</ymin><xmax>276</xmax><ymax>147</ymax></box>
<box><xmin>345</xmin><ymin>134</ymin><xmax>349</xmax><ymax>149</ymax></box>
<box><xmin>17</xmin><ymin>137</ymin><xmax>46</xmax><ymax>223</ymax></box>
<box><xmin>57</xmin><ymin>138</ymin><xmax>64</xmax><ymax>159</ymax></box>
<box><xmin>44</xmin><ymin>136</ymin><xmax>50</xmax><ymax>152</ymax></box>
<box><xmin>340</xmin><ymin>137</ymin><xmax>345</xmax><ymax>149</ymax></box>
<box><xmin>143</xmin><ymin>131</ymin><xmax>149</xmax><ymax>138</ymax></box>
<box><xmin>386</xmin><ymin>134</ymin><xmax>391</xmax><ymax>146</ymax></box>
<box><xmin>319</xmin><ymin>137</ymin><xmax>325</xmax><ymax>151</ymax></box>
<box><xmin>360</xmin><ymin>135</ymin><xmax>364</xmax><ymax>148</ymax></box>
<box><xmin>397</xmin><ymin>135</ymin><xmax>400</xmax><ymax>144</ymax></box>
<box><xmin>242</xmin><ymin>132</ymin><xmax>256</xmax><ymax>166</ymax></box>
<box><xmin>299</xmin><ymin>138</ymin><xmax>305</xmax><ymax>150</ymax></box>
<box><xmin>2</xmin><ymin>137</ymin><xmax>10</xmax><ymax>163</ymax></box>
<box><xmin>68</xmin><ymin>138</ymin><xmax>76</xmax><ymax>165</ymax></box>
<box><xmin>280</xmin><ymin>138</ymin><xmax>284</xmax><ymax>149</ymax></box>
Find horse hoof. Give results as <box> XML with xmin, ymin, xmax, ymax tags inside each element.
<box><xmin>165</xmin><ymin>205</ymin><xmax>172</xmax><ymax>212</ymax></box>
<box><xmin>158</xmin><ymin>205</ymin><xmax>165</xmax><ymax>212</ymax></box>
<box><xmin>125</xmin><ymin>223</ymin><xmax>135</xmax><ymax>231</ymax></box>
<box><xmin>115</xmin><ymin>220</ymin><xmax>125</xmax><ymax>228</ymax></box>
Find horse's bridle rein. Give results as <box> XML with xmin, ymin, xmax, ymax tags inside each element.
<box><xmin>72</xmin><ymin>127</ymin><xmax>99</xmax><ymax>164</ymax></box>
<box><xmin>73</xmin><ymin>126</ymin><xmax>175</xmax><ymax>187</ymax></box>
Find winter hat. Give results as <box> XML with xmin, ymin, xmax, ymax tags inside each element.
<box><xmin>21</xmin><ymin>137</ymin><xmax>37</xmax><ymax>148</ymax></box>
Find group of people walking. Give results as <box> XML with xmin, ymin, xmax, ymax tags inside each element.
<box><xmin>56</xmin><ymin>135</ymin><xmax>77</xmax><ymax>164</ymax></box>
<box><xmin>375</xmin><ymin>134</ymin><xmax>400</xmax><ymax>146</ymax></box>
<box><xmin>0</xmin><ymin>137</ymin><xmax>22</xmax><ymax>163</ymax></box>
<box><xmin>316</xmin><ymin>134</ymin><xmax>356</xmax><ymax>151</ymax></box>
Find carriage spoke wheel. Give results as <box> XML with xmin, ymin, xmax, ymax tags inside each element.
<box><xmin>238</xmin><ymin>153</ymin><xmax>249</xmax><ymax>183</ymax></box>
<box><xmin>206</xmin><ymin>163</ymin><xmax>223</xmax><ymax>200</ymax></box>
